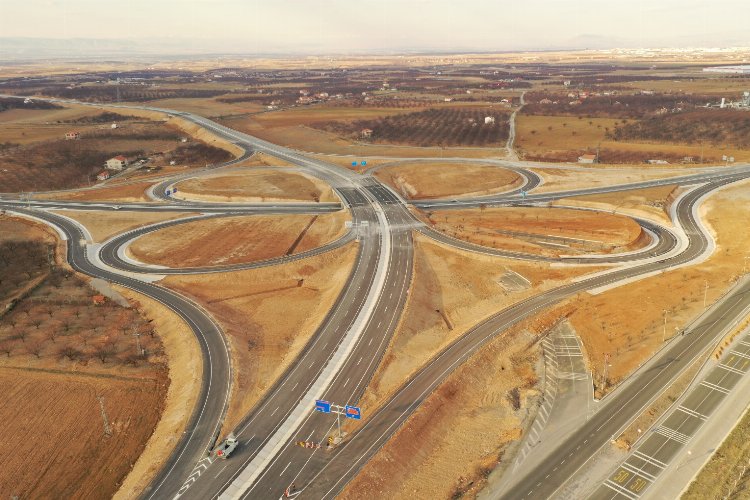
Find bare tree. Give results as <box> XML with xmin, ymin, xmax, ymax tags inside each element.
<box><xmin>26</xmin><ymin>342</ymin><xmax>43</xmax><ymax>358</ymax></box>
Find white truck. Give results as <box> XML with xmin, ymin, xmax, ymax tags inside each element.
<box><xmin>213</xmin><ymin>433</ymin><xmax>239</xmax><ymax>459</ymax></box>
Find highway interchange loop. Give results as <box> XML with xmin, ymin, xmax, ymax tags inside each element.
<box><xmin>2</xmin><ymin>95</ymin><xmax>750</xmax><ymax>499</ymax></box>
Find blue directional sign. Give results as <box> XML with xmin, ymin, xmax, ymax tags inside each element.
<box><xmin>351</xmin><ymin>161</ymin><xmax>357</xmax><ymax>166</ymax></box>
<box><xmin>521</xmin><ymin>190</ymin><xmax>527</xmax><ymax>199</ymax></box>
<box><xmin>315</xmin><ymin>400</ymin><xmax>331</xmax><ymax>413</ymax></box>
<box><xmin>361</xmin><ymin>161</ymin><xmax>367</xmax><ymax>166</ymax></box>
<box><xmin>165</xmin><ymin>189</ymin><xmax>171</xmax><ymax>196</ymax></box>
<box><xmin>344</xmin><ymin>405</ymin><xmax>362</xmax><ymax>420</ymax></box>
<box><xmin>173</xmin><ymin>187</ymin><xmax>178</xmax><ymax>193</ymax></box>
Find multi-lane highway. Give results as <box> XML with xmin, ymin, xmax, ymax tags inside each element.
<box><xmin>3</xmin><ymin>93</ymin><xmax>750</xmax><ymax>500</ymax></box>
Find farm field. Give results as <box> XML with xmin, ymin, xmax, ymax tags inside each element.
<box><xmin>373</xmin><ymin>161</ymin><xmax>521</xmax><ymax>199</ymax></box>
<box><xmin>127</xmin><ymin>211</ymin><xmax>350</xmax><ymax>267</ymax></box>
<box><xmin>0</xmin><ymin>216</ymin><xmax>168</xmax><ymax>499</ymax></box>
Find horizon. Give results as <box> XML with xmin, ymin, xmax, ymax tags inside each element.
<box><xmin>1</xmin><ymin>0</ymin><xmax>749</xmax><ymax>58</ymax></box>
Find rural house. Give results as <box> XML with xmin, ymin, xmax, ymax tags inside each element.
<box><xmin>65</xmin><ymin>131</ymin><xmax>80</xmax><ymax>140</ymax></box>
<box><xmin>106</xmin><ymin>155</ymin><xmax>128</xmax><ymax>171</ymax></box>
<box><xmin>96</xmin><ymin>170</ymin><xmax>110</xmax><ymax>181</ymax></box>
<box><xmin>578</xmin><ymin>154</ymin><xmax>597</xmax><ymax>164</ymax></box>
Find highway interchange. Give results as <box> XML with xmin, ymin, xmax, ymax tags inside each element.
<box><xmin>2</xmin><ymin>95</ymin><xmax>750</xmax><ymax>499</ymax></box>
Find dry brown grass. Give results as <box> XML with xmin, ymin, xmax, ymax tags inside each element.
<box><xmin>128</xmin><ymin>211</ymin><xmax>349</xmax><ymax>267</ymax></box>
<box><xmin>354</xmin><ymin>233</ymin><xmax>600</xmax><ymax>419</ymax></box>
<box><xmin>174</xmin><ymin>169</ymin><xmax>336</xmax><ymax>203</ymax></box>
<box><xmin>374</xmin><ymin>162</ymin><xmax>521</xmax><ymax>199</ymax></box>
<box><xmin>571</xmin><ymin>179</ymin><xmax>750</xmax><ymax>394</ymax></box>
<box><xmin>516</xmin><ymin>114</ymin><xmax>750</xmax><ymax>163</ymax></box>
<box><xmin>423</xmin><ymin>205</ymin><xmax>645</xmax><ymax>257</ymax></box>
<box><xmin>340</xmin><ymin>304</ymin><xmax>576</xmax><ymax>500</ymax></box>
<box><xmin>38</xmin><ymin>181</ymin><xmax>154</xmax><ymax>202</ymax></box>
<box><xmin>161</xmin><ymin>242</ymin><xmax>358</xmax><ymax>434</ymax></box>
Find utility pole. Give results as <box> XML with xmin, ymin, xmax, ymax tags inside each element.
<box><xmin>663</xmin><ymin>309</ymin><xmax>668</xmax><ymax>342</ymax></box>
<box><xmin>603</xmin><ymin>352</ymin><xmax>610</xmax><ymax>392</ymax></box>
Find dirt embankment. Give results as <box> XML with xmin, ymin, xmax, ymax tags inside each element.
<box><xmin>38</xmin><ymin>181</ymin><xmax>155</xmax><ymax>202</ymax></box>
<box><xmin>374</xmin><ymin>162</ymin><xmax>522</xmax><ymax>200</ymax></box>
<box><xmin>127</xmin><ymin>211</ymin><xmax>350</xmax><ymax>268</ymax></box>
<box><xmin>572</xmin><ymin>178</ymin><xmax>750</xmax><ymax>395</ymax></box>
<box><xmin>423</xmin><ymin>205</ymin><xmax>645</xmax><ymax>257</ymax></box>
<box><xmin>173</xmin><ymin>169</ymin><xmax>337</xmax><ymax>203</ymax></box>
<box><xmin>161</xmin><ymin>242</ymin><xmax>358</xmax><ymax>435</ymax></box>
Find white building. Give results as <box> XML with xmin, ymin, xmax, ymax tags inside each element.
<box><xmin>106</xmin><ymin>155</ymin><xmax>128</xmax><ymax>171</ymax></box>
<box><xmin>484</xmin><ymin>116</ymin><xmax>495</xmax><ymax>124</ymax></box>
<box><xmin>578</xmin><ymin>154</ymin><xmax>597</xmax><ymax>164</ymax></box>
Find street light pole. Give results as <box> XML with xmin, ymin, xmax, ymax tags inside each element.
<box><xmin>663</xmin><ymin>309</ymin><xmax>668</xmax><ymax>342</ymax></box>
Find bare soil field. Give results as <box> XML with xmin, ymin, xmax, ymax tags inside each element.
<box><xmin>571</xmin><ymin>179</ymin><xmax>750</xmax><ymax>395</ymax></box>
<box><xmin>51</xmin><ymin>209</ymin><xmax>189</xmax><ymax>242</ymax></box>
<box><xmin>532</xmin><ymin>166</ymin><xmax>692</xmax><ymax>194</ymax></box>
<box><xmin>135</xmin><ymin>97</ymin><xmax>264</xmax><ymax>117</ymax></box>
<box><xmin>374</xmin><ymin>161</ymin><xmax>521</xmax><ymax>199</ymax></box>
<box><xmin>174</xmin><ymin>169</ymin><xmax>336</xmax><ymax>203</ymax></box>
<box><xmin>353</xmin><ymin>233</ymin><xmax>600</xmax><ymax>418</ymax></box>
<box><xmin>0</xmin><ymin>216</ymin><xmax>168</xmax><ymax>499</ymax></box>
<box><xmin>162</xmin><ymin>242</ymin><xmax>358</xmax><ymax>434</ymax></box>
<box><xmin>38</xmin><ymin>180</ymin><xmax>154</xmax><ymax>202</ymax></box>
<box><xmin>0</xmin><ymin>369</ymin><xmax>166</xmax><ymax>500</ymax></box>
<box><xmin>553</xmin><ymin>184</ymin><xmax>678</xmax><ymax>225</ymax></box>
<box><xmin>341</xmin><ymin>302</ymin><xmax>578</xmax><ymax>500</ymax></box>
<box><xmin>128</xmin><ymin>211</ymin><xmax>349</xmax><ymax>267</ymax></box>
<box><xmin>423</xmin><ymin>206</ymin><xmax>645</xmax><ymax>257</ymax></box>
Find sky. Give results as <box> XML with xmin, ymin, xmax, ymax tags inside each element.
<box><xmin>1</xmin><ymin>0</ymin><xmax>749</xmax><ymax>54</ymax></box>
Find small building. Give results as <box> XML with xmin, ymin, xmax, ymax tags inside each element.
<box><xmin>484</xmin><ymin>116</ymin><xmax>495</xmax><ymax>124</ymax></box>
<box><xmin>578</xmin><ymin>154</ymin><xmax>597</xmax><ymax>164</ymax></box>
<box><xmin>539</xmin><ymin>98</ymin><xmax>553</xmax><ymax>105</ymax></box>
<box><xmin>444</xmin><ymin>98</ymin><xmax>453</xmax><ymax>102</ymax></box>
<box><xmin>92</xmin><ymin>295</ymin><xmax>106</xmax><ymax>306</ymax></box>
<box><xmin>65</xmin><ymin>131</ymin><xmax>80</xmax><ymax>140</ymax></box>
<box><xmin>646</xmin><ymin>159</ymin><xmax>669</xmax><ymax>165</ymax></box>
<box><xmin>96</xmin><ymin>170</ymin><xmax>110</xmax><ymax>181</ymax></box>
<box><xmin>111</xmin><ymin>123</ymin><xmax>118</xmax><ymax>129</ymax></box>
<box><xmin>106</xmin><ymin>155</ymin><xmax>128</xmax><ymax>171</ymax></box>
<box><xmin>361</xmin><ymin>128</ymin><xmax>373</xmax><ymax>138</ymax></box>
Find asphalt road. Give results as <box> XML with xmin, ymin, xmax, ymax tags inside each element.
<box><xmin>5</xmin><ymin>94</ymin><xmax>750</xmax><ymax>500</ymax></box>
<box><xmin>281</xmin><ymin>174</ymin><xmax>750</xmax><ymax>499</ymax></box>
<box><xmin>589</xmin><ymin>283</ymin><xmax>750</xmax><ymax>500</ymax></box>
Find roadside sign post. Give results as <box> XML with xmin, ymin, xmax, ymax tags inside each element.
<box><xmin>313</xmin><ymin>400</ymin><xmax>362</xmax><ymax>440</ymax></box>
